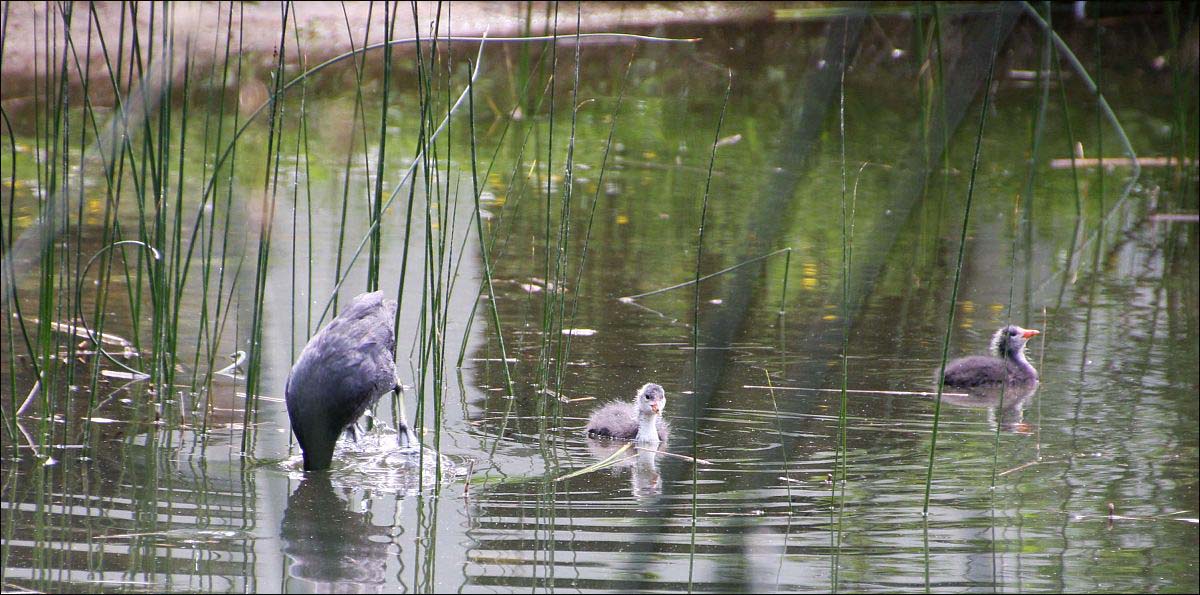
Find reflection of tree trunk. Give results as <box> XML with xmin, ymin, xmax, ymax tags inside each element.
<box><xmin>687</xmin><ymin>6</ymin><xmax>1021</xmax><ymax>454</ymax></box>
<box><xmin>661</xmin><ymin>8</ymin><xmax>1021</xmax><ymax>588</ymax></box>
<box><xmin>683</xmin><ymin>14</ymin><xmax>866</xmax><ymax>422</ymax></box>
<box><xmin>687</xmin><ymin>8</ymin><xmax>1024</xmax><ymax>408</ymax></box>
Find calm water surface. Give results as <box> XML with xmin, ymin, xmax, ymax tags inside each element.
<box><xmin>3</xmin><ymin>7</ymin><xmax>1198</xmax><ymax>593</ymax></box>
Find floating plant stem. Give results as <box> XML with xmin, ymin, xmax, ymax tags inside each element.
<box><xmin>620</xmin><ymin>248</ymin><xmax>792</xmax><ymax>301</ymax></box>
<box><xmin>742</xmin><ymin>385</ymin><xmax>971</xmax><ymax>398</ymax></box>
<box><xmin>243</xmin><ymin>0</ymin><xmax>293</xmax><ymax>452</ymax></box>
<box><xmin>550</xmin><ymin>11</ymin><xmax>586</xmax><ymax>405</ymax></box>
<box><xmin>554</xmin><ymin>442</ymin><xmax>632</xmax><ymax>482</ymax></box>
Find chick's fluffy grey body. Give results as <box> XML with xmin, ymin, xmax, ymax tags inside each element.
<box><xmin>585</xmin><ymin>402</ymin><xmax>669</xmax><ymax>442</ymax></box>
<box><xmin>942</xmin><ymin>325</ymin><xmax>1039</xmax><ymax>388</ymax></box>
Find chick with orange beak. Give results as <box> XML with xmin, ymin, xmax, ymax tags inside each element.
<box><xmin>943</xmin><ymin>325</ymin><xmax>1042</xmax><ymax>388</ymax></box>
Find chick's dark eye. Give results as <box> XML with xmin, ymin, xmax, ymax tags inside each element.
<box><xmin>1009</xmin><ymin>330</ymin><xmax>1018</xmax><ymax>336</ymax></box>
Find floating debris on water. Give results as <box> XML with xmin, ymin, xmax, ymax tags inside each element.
<box><xmin>715</xmin><ymin>133</ymin><xmax>742</xmax><ymax>147</ymax></box>
<box><xmin>101</xmin><ymin>370</ymin><xmax>150</xmax><ymax>381</ymax></box>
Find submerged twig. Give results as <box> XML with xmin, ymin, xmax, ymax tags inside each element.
<box><xmin>997</xmin><ymin>458</ymin><xmax>1050</xmax><ymax>477</ymax></box>
<box><xmin>74</xmin><ymin>240</ymin><xmax>160</xmax><ymax>382</ymax></box>
<box><xmin>1049</xmin><ymin>156</ymin><xmax>1189</xmax><ymax>169</ymax></box>
<box><xmin>12</xmin><ymin>314</ymin><xmax>133</xmax><ymax>347</ymax></box>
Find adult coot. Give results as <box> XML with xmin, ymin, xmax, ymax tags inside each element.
<box><xmin>285</xmin><ymin>291</ymin><xmax>416</xmax><ymax>471</ymax></box>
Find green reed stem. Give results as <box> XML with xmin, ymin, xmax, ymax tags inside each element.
<box><xmin>1094</xmin><ymin>5</ymin><xmax>1105</xmax><ymax>227</ymax></box>
<box><xmin>368</xmin><ymin>1</ymin><xmax>399</xmax><ymax>292</ymax></box>
<box><xmin>465</xmin><ymin>94</ymin><xmax>514</xmax><ymax>401</ymax></box>
<box><xmin>990</xmin><ymin>1</ymin><xmax>1053</xmax><ymax>490</ymax></box>
<box><xmin>242</xmin><ymin>0</ymin><xmax>292</xmax><ymax>449</ymax></box>
<box><xmin>1051</xmin><ymin>35</ymin><xmax>1083</xmax><ymax>218</ymax></box>
<box><xmin>550</xmin><ymin>11</ymin><xmax>584</xmax><ymax>404</ymax></box>
<box><xmin>331</xmin><ymin>0</ymin><xmax>375</xmax><ymax>317</ymax></box>
<box><xmin>558</xmin><ymin>50</ymin><xmax>637</xmax><ymax>398</ymax></box>
<box><xmin>923</xmin><ymin>8</ymin><xmax>1003</xmax><ymax>516</ymax></box>
<box><xmin>316</xmin><ymin>40</ymin><xmax>486</xmax><ymax>329</ymax></box>
<box><xmin>454</xmin><ymin>42</ymin><xmax>555</xmax><ymax>369</ymax></box>
<box><xmin>688</xmin><ymin>68</ymin><xmax>733</xmax><ymax>592</ymax></box>
<box><xmin>536</xmin><ymin>6</ymin><xmax>558</xmax><ymax>400</ymax></box>
<box><xmin>833</xmin><ymin>15</ymin><xmax>852</xmax><ymax>591</ymax></box>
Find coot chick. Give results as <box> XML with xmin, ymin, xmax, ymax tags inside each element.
<box><xmin>942</xmin><ymin>325</ymin><xmax>1041</xmax><ymax>388</ymax></box>
<box><xmin>585</xmin><ymin>383</ymin><xmax>669</xmax><ymax>444</ymax></box>
<box><xmin>285</xmin><ymin>291</ymin><xmax>416</xmax><ymax>471</ymax></box>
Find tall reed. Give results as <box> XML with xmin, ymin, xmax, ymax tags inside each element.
<box><xmin>687</xmin><ymin>68</ymin><xmax>733</xmax><ymax>591</ymax></box>
<box><xmin>833</xmin><ymin>15</ymin><xmax>852</xmax><ymax>591</ymax></box>
<box><xmin>923</xmin><ymin>8</ymin><xmax>1004</xmax><ymax>516</ymax></box>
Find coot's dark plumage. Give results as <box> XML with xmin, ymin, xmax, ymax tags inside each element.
<box><xmin>942</xmin><ymin>325</ymin><xmax>1041</xmax><ymax>388</ymax></box>
<box><xmin>285</xmin><ymin>291</ymin><xmax>414</xmax><ymax>471</ymax></box>
<box><xmin>585</xmin><ymin>383</ymin><xmax>669</xmax><ymax>443</ymax></box>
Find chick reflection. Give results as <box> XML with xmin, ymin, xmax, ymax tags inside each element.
<box><xmin>281</xmin><ymin>475</ymin><xmax>388</xmax><ymax>591</ymax></box>
<box><xmin>941</xmin><ymin>382</ymin><xmax>1039</xmax><ymax>434</ymax></box>
<box><xmin>585</xmin><ymin>439</ymin><xmax>666</xmax><ymax>498</ymax></box>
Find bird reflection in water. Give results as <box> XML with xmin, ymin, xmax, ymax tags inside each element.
<box><xmin>585</xmin><ymin>439</ymin><xmax>667</xmax><ymax>498</ymax></box>
<box><xmin>280</xmin><ymin>475</ymin><xmax>389</xmax><ymax>591</ymax></box>
<box><xmin>940</xmin><ymin>382</ymin><xmax>1039</xmax><ymax>434</ymax></box>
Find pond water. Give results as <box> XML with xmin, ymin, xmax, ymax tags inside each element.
<box><xmin>3</xmin><ymin>5</ymin><xmax>1198</xmax><ymax>593</ymax></box>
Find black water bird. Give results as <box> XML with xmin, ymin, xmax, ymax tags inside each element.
<box><xmin>285</xmin><ymin>291</ymin><xmax>415</xmax><ymax>471</ymax></box>
<box><xmin>585</xmin><ymin>383</ymin><xmax>670</xmax><ymax>444</ymax></box>
<box><xmin>942</xmin><ymin>325</ymin><xmax>1041</xmax><ymax>388</ymax></box>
